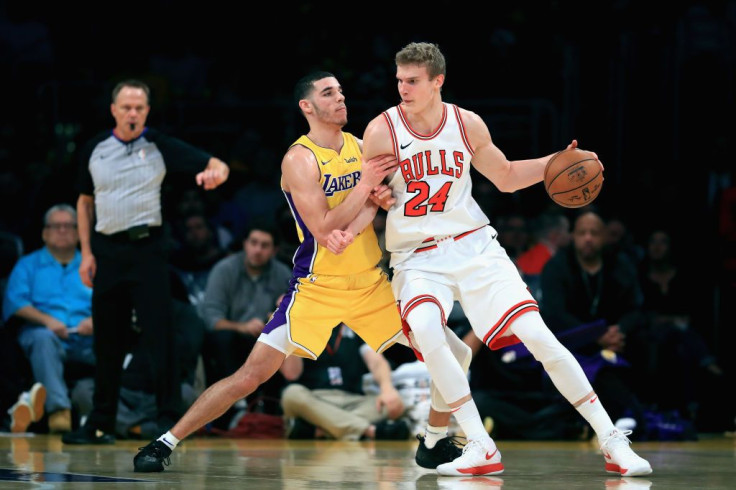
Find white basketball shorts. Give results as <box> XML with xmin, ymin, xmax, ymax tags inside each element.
<box><xmin>391</xmin><ymin>225</ymin><xmax>538</xmax><ymax>351</ymax></box>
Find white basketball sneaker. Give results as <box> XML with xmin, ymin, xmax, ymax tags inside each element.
<box><xmin>436</xmin><ymin>438</ymin><xmax>504</xmax><ymax>476</ymax></box>
<box><xmin>598</xmin><ymin>429</ymin><xmax>652</xmax><ymax>476</ymax></box>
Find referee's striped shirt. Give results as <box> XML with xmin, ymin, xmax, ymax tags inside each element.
<box><xmin>76</xmin><ymin>128</ymin><xmax>211</xmax><ymax>235</ymax></box>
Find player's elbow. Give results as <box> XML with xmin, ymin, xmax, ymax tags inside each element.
<box><xmin>492</xmin><ymin>169</ymin><xmax>524</xmax><ymax>193</ymax></box>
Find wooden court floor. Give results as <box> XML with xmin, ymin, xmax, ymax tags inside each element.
<box><xmin>1</xmin><ymin>433</ymin><xmax>734</xmax><ymax>489</ymax></box>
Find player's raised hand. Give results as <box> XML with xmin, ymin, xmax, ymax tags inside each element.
<box><xmin>326</xmin><ymin>229</ymin><xmax>354</xmax><ymax>255</ymax></box>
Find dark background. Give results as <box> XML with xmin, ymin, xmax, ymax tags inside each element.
<box><xmin>1</xmin><ymin>1</ymin><xmax>735</xmax><ymax>370</ymax></box>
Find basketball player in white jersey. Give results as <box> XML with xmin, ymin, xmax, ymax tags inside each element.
<box><xmin>356</xmin><ymin>42</ymin><xmax>652</xmax><ymax>477</ymax></box>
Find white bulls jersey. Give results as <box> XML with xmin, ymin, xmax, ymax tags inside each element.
<box><xmin>383</xmin><ymin>103</ymin><xmax>490</xmax><ymax>267</ymax></box>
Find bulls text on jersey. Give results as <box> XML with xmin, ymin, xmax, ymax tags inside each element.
<box><xmin>398</xmin><ymin>149</ymin><xmax>465</xmax><ymax>183</ymax></box>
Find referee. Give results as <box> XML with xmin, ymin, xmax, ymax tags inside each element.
<box><xmin>62</xmin><ymin>79</ymin><xmax>229</xmax><ymax>444</ymax></box>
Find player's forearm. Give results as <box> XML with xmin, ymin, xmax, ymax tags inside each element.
<box><xmin>346</xmin><ymin>202</ymin><xmax>379</xmax><ymax>236</ymax></box>
<box><xmin>319</xmin><ymin>183</ymin><xmax>372</xmax><ymax>237</ymax></box>
<box><xmin>491</xmin><ymin>158</ymin><xmax>546</xmax><ymax>193</ymax></box>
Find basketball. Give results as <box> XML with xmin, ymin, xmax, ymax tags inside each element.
<box><xmin>544</xmin><ymin>148</ymin><xmax>603</xmax><ymax>208</ymax></box>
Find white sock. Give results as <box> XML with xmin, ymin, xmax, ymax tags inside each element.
<box><xmin>424</xmin><ymin>424</ymin><xmax>448</xmax><ymax>448</ymax></box>
<box><xmin>453</xmin><ymin>400</ymin><xmax>491</xmax><ymax>444</ymax></box>
<box><xmin>158</xmin><ymin>431</ymin><xmax>180</xmax><ymax>450</ymax></box>
<box><xmin>575</xmin><ymin>395</ymin><xmax>615</xmax><ymax>439</ymax></box>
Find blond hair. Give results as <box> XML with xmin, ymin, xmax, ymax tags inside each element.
<box><xmin>395</xmin><ymin>42</ymin><xmax>446</xmax><ymax>79</ymax></box>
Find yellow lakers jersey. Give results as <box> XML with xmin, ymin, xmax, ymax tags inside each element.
<box><xmin>284</xmin><ymin>132</ymin><xmax>382</xmax><ymax>276</ymax></box>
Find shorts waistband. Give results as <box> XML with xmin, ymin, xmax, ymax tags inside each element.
<box><xmin>414</xmin><ymin>226</ymin><xmax>486</xmax><ymax>253</ymax></box>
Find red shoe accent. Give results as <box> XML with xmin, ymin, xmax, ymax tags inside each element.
<box><xmin>457</xmin><ymin>462</ymin><xmax>504</xmax><ymax>475</ymax></box>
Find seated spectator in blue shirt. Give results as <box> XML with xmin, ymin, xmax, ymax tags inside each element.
<box><xmin>2</xmin><ymin>204</ymin><xmax>95</xmax><ymax>433</ymax></box>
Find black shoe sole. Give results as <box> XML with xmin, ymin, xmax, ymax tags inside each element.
<box><xmin>134</xmin><ymin>463</ymin><xmax>164</xmax><ymax>473</ymax></box>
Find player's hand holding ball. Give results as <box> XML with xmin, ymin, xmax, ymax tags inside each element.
<box><xmin>544</xmin><ymin>141</ymin><xmax>604</xmax><ymax>208</ymax></box>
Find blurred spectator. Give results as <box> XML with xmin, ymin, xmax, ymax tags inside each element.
<box><xmin>517</xmin><ymin>209</ymin><xmax>570</xmax><ymax>302</ymax></box>
<box><xmin>605</xmin><ymin>216</ymin><xmax>644</xmax><ymax>267</ymax></box>
<box><xmin>210</xmin><ymin>129</ymin><xmax>263</xmax><ymax>244</ymax></box>
<box><xmin>198</xmin><ymin>221</ymin><xmax>291</xmax><ymax>429</ymax></box>
<box><xmin>173</xmin><ymin>188</ymin><xmax>234</xmax><ymax>251</ymax></box>
<box><xmin>540</xmin><ymin>208</ymin><xmax>649</xmax><ymax>433</ymax></box>
<box><xmin>170</xmin><ymin>212</ymin><xmax>228</xmax><ymax>306</ymax></box>
<box><xmin>228</xmin><ymin>147</ymin><xmax>284</xmax><ymax>231</ymax></box>
<box><xmin>2</xmin><ymin>204</ymin><xmax>94</xmax><ymax>433</ymax></box>
<box><xmin>495</xmin><ymin>213</ymin><xmax>529</xmax><ymax>265</ymax></box>
<box><xmin>280</xmin><ymin>324</ymin><xmax>410</xmax><ymax>441</ymax></box>
<box><xmin>638</xmin><ymin>229</ymin><xmax>734</xmax><ymax>431</ymax></box>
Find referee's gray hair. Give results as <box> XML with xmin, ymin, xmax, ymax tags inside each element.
<box><xmin>112</xmin><ymin>79</ymin><xmax>151</xmax><ymax>104</ymax></box>
<box><xmin>44</xmin><ymin>204</ymin><xmax>77</xmax><ymax>226</ymax></box>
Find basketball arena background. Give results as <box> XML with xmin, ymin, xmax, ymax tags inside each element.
<box><xmin>1</xmin><ymin>2</ymin><xmax>734</xmax><ymax>373</ymax></box>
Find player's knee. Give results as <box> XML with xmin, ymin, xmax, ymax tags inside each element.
<box><xmin>524</xmin><ymin>331</ymin><xmax>571</xmax><ymax>366</ymax></box>
<box><xmin>511</xmin><ymin>311</ymin><xmax>567</xmax><ymax>363</ymax></box>
<box><xmin>404</xmin><ymin>302</ymin><xmax>446</xmax><ymax>353</ymax></box>
<box><xmin>539</xmin><ymin>350</ymin><xmax>576</xmax><ymax>372</ymax></box>
<box><xmin>230</xmin><ymin>371</ymin><xmax>262</xmax><ymax>397</ymax></box>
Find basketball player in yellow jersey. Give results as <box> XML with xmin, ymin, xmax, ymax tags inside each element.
<box><xmin>134</xmin><ymin>71</ymin><xmax>468</xmax><ymax>473</ymax></box>
<box><xmin>272</xmin><ymin>105</ymin><xmax>402</xmax><ymax>359</ymax></box>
